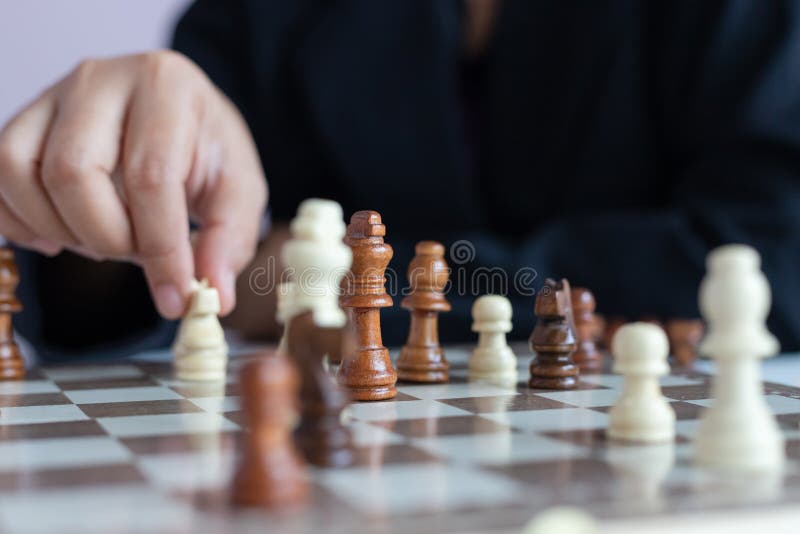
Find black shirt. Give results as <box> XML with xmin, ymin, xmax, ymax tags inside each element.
<box><xmin>20</xmin><ymin>0</ymin><xmax>800</xmax><ymax>359</ymax></box>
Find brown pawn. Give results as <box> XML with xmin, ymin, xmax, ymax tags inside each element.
<box><xmin>232</xmin><ymin>353</ymin><xmax>308</xmax><ymax>508</ymax></box>
<box><xmin>529</xmin><ymin>278</ymin><xmax>579</xmax><ymax>389</ymax></box>
<box><xmin>665</xmin><ymin>319</ymin><xmax>705</xmax><ymax>367</ymax></box>
<box><xmin>396</xmin><ymin>241</ymin><xmax>452</xmax><ymax>383</ymax></box>
<box><xmin>337</xmin><ymin>211</ymin><xmax>398</xmax><ymax>401</ymax></box>
<box><xmin>0</xmin><ymin>248</ymin><xmax>24</xmax><ymax>380</ymax></box>
<box><xmin>571</xmin><ymin>287</ymin><xmax>602</xmax><ymax>373</ymax></box>
<box><xmin>601</xmin><ymin>316</ymin><xmax>627</xmax><ymax>351</ymax></box>
<box><xmin>288</xmin><ymin>311</ymin><xmax>353</xmax><ymax>467</ymax></box>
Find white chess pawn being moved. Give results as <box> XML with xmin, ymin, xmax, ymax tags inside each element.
<box><xmin>608</xmin><ymin>322</ymin><xmax>675</xmax><ymax>443</ymax></box>
<box><xmin>468</xmin><ymin>295</ymin><xmax>518</xmax><ymax>386</ymax></box>
<box><xmin>694</xmin><ymin>244</ymin><xmax>784</xmax><ymax>472</ymax></box>
<box><xmin>173</xmin><ymin>279</ymin><xmax>228</xmax><ymax>381</ymax></box>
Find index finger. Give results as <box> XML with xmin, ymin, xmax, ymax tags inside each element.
<box><xmin>122</xmin><ymin>81</ymin><xmax>198</xmax><ymax>319</ymax></box>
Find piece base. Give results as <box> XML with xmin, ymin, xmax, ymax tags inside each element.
<box><xmin>529</xmin><ymin>375</ymin><xmax>578</xmax><ymax>390</ymax></box>
<box><xmin>345</xmin><ymin>384</ymin><xmax>397</xmax><ymax>401</ymax></box>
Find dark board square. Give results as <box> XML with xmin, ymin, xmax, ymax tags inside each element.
<box><xmin>372</xmin><ymin>415</ymin><xmax>511</xmax><ymax>438</ymax></box>
<box><xmin>0</xmin><ymin>392</ymin><xmax>71</xmax><ymax>407</ymax></box>
<box><xmin>0</xmin><ymin>464</ymin><xmax>145</xmax><ymax>491</ymax></box>
<box><xmin>0</xmin><ymin>420</ymin><xmax>107</xmax><ymax>441</ymax></box>
<box><xmin>78</xmin><ymin>399</ymin><xmax>205</xmax><ymax>418</ymax></box>
<box><xmin>121</xmin><ymin>431</ymin><xmax>241</xmax><ymax>455</ymax></box>
<box><xmin>351</xmin><ymin>443</ymin><xmax>440</xmax><ymax>467</ymax></box>
<box><xmin>56</xmin><ymin>377</ymin><xmax>161</xmax><ymax>391</ymax></box>
<box><xmin>439</xmin><ymin>394</ymin><xmax>573</xmax><ymax>414</ymax></box>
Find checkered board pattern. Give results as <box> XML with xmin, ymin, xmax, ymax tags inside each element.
<box><xmin>1</xmin><ymin>346</ymin><xmax>800</xmax><ymax>534</ymax></box>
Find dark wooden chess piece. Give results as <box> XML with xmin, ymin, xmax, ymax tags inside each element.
<box><xmin>0</xmin><ymin>248</ymin><xmax>24</xmax><ymax>380</ymax></box>
<box><xmin>337</xmin><ymin>211</ymin><xmax>398</xmax><ymax>401</ymax></box>
<box><xmin>289</xmin><ymin>311</ymin><xmax>353</xmax><ymax>467</ymax></box>
<box><xmin>231</xmin><ymin>353</ymin><xmax>308</xmax><ymax>508</ymax></box>
<box><xmin>571</xmin><ymin>287</ymin><xmax>602</xmax><ymax>372</ymax></box>
<box><xmin>665</xmin><ymin>319</ymin><xmax>705</xmax><ymax>367</ymax></box>
<box><xmin>529</xmin><ymin>278</ymin><xmax>579</xmax><ymax>389</ymax></box>
<box><xmin>601</xmin><ymin>316</ymin><xmax>627</xmax><ymax>351</ymax></box>
<box><xmin>397</xmin><ymin>241</ymin><xmax>451</xmax><ymax>383</ymax></box>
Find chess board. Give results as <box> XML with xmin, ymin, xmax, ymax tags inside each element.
<box><xmin>1</xmin><ymin>345</ymin><xmax>800</xmax><ymax>534</ymax></box>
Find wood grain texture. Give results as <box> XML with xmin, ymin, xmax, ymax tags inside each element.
<box><xmin>397</xmin><ymin>241</ymin><xmax>452</xmax><ymax>383</ymax></box>
<box><xmin>337</xmin><ymin>211</ymin><xmax>398</xmax><ymax>401</ymax></box>
<box><xmin>529</xmin><ymin>278</ymin><xmax>579</xmax><ymax>389</ymax></box>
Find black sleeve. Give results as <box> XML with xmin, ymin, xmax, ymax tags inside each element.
<box><xmin>171</xmin><ymin>0</ymin><xmax>255</xmax><ymax>129</ymax></box>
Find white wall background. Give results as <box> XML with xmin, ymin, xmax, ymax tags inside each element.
<box><xmin>0</xmin><ymin>0</ymin><xmax>193</xmax><ymax>127</ymax></box>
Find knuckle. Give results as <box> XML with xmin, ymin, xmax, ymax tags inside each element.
<box><xmin>43</xmin><ymin>148</ymin><xmax>92</xmax><ymax>189</ymax></box>
<box><xmin>125</xmin><ymin>156</ymin><xmax>171</xmax><ymax>193</ymax></box>
<box><xmin>70</xmin><ymin>58</ymin><xmax>99</xmax><ymax>82</ymax></box>
<box><xmin>140</xmin><ymin>50</ymin><xmax>195</xmax><ymax>79</ymax></box>
<box><xmin>0</xmin><ymin>138</ymin><xmax>23</xmax><ymax>176</ymax></box>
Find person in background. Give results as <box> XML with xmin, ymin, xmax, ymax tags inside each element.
<box><xmin>1</xmin><ymin>0</ymin><xmax>799</xmax><ymax>362</ymax></box>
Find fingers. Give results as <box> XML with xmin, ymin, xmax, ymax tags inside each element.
<box><xmin>122</xmin><ymin>56</ymin><xmax>199</xmax><ymax>319</ymax></box>
<box><xmin>40</xmin><ymin>60</ymin><xmax>134</xmax><ymax>258</ymax></box>
<box><xmin>0</xmin><ymin>90</ymin><xmax>78</xmax><ymax>248</ymax></box>
<box><xmin>192</xmin><ymin>99</ymin><xmax>268</xmax><ymax>315</ymax></box>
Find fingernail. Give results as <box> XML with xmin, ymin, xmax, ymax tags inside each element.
<box><xmin>30</xmin><ymin>240</ymin><xmax>62</xmax><ymax>257</ymax></box>
<box><xmin>154</xmin><ymin>284</ymin><xmax>185</xmax><ymax>318</ymax></box>
<box><xmin>221</xmin><ymin>270</ymin><xmax>237</xmax><ymax>313</ymax></box>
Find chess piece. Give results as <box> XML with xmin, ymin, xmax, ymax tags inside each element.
<box><xmin>275</xmin><ymin>281</ymin><xmax>300</xmax><ymax>358</ymax></box>
<box><xmin>232</xmin><ymin>354</ymin><xmax>308</xmax><ymax>508</ymax></box>
<box><xmin>281</xmin><ymin>199</ymin><xmax>352</xmax><ymax>328</ymax></box>
<box><xmin>694</xmin><ymin>245</ymin><xmax>784</xmax><ymax>472</ymax></box>
<box><xmin>529</xmin><ymin>278</ymin><xmax>579</xmax><ymax>389</ymax></box>
<box><xmin>289</xmin><ymin>311</ymin><xmax>353</xmax><ymax>467</ymax></box>
<box><xmin>523</xmin><ymin>507</ymin><xmax>598</xmax><ymax>534</ymax></box>
<box><xmin>665</xmin><ymin>319</ymin><xmax>704</xmax><ymax>367</ymax></box>
<box><xmin>608</xmin><ymin>323</ymin><xmax>675</xmax><ymax>443</ymax></box>
<box><xmin>337</xmin><ymin>211</ymin><xmax>397</xmax><ymax>401</ymax></box>
<box><xmin>173</xmin><ymin>279</ymin><xmax>228</xmax><ymax>381</ymax></box>
<box><xmin>468</xmin><ymin>295</ymin><xmax>517</xmax><ymax>386</ymax></box>
<box><xmin>396</xmin><ymin>241</ymin><xmax>451</xmax><ymax>383</ymax></box>
<box><xmin>571</xmin><ymin>287</ymin><xmax>602</xmax><ymax>372</ymax></box>
<box><xmin>601</xmin><ymin>316</ymin><xmax>626</xmax><ymax>351</ymax></box>
<box><xmin>0</xmin><ymin>248</ymin><xmax>24</xmax><ymax>380</ymax></box>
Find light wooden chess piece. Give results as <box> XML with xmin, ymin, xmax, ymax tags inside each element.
<box><xmin>468</xmin><ymin>295</ymin><xmax>517</xmax><ymax>387</ymax></box>
<box><xmin>173</xmin><ymin>279</ymin><xmax>228</xmax><ymax>381</ymax></box>
<box><xmin>0</xmin><ymin>248</ymin><xmax>24</xmax><ymax>380</ymax></box>
<box><xmin>608</xmin><ymin>322</ymin><xmax>675</xmax><ymax>443</ymax></box>
<box><xmin>281</xmin><ymin>199</ymin><xmax>351</xmax><ymax>329</ymax></box>
<box><xmin>694</xmin><ymin>244</ymin><xmax>784</xmax><ymax>472</ymax></box>
<box><xmin>397</xmin><ymin>241</ymin><xmax>452</xmax><ymax>383</ymax></box>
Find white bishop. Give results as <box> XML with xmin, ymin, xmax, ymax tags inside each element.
<box><xmin>694</xmin><ymin>244</ymin><xmax>784</xmax><ymax>471</ymax></box>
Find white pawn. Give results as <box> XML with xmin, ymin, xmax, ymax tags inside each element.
<box><xmin>281</xmin><ymin>199</ymin><xmax>352</xmax><ymax>328</ymax></box>
<box><xmin>694</xmin><ymin>244</ymin><xmax>783</xmax><ymax>472</ymax></box>
<box><xmin>468</xmin><ymin>295</ymin><xmax>518</xmax><ymax>386</ymax></box>
<box><xmin>608</xmin><ymin>322</ymin><xmax>675</xmax><ymax>443</ymax></box>
<box><xmin>173</xmin><ymin>279</ymin><xmax>228</xmax><ymax>381</ymax></box>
